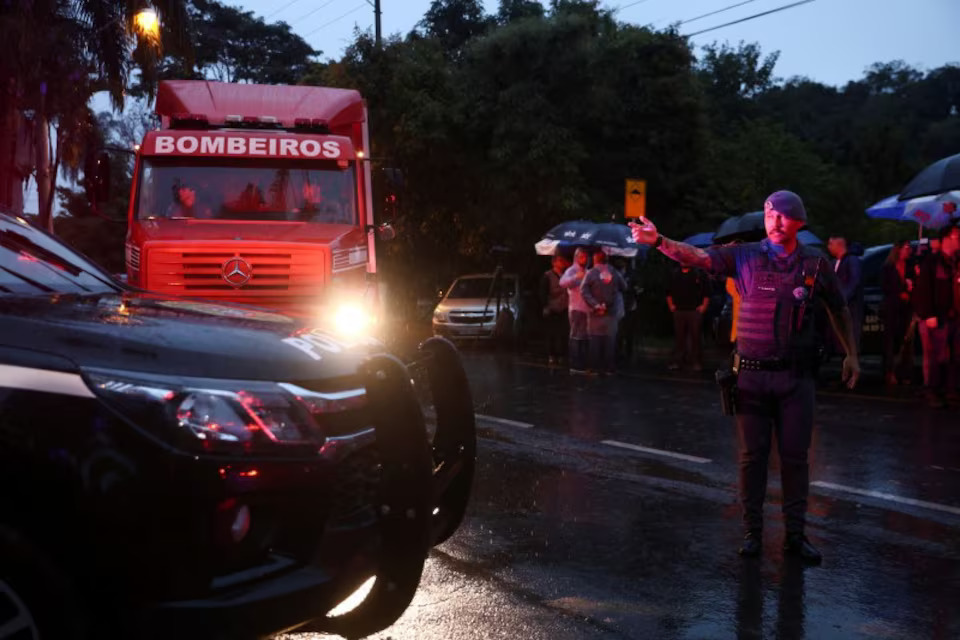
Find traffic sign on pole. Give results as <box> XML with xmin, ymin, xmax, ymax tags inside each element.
<box><xmin>625</xmin><ymin>179</ymin><xmax>646</xmax><ymax>219</ymax></box>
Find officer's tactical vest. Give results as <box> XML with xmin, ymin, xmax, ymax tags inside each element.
<box><xmin>735</xmin><ymin>242</ymin><xmax>827</xmax><ymax>360</ymax></box>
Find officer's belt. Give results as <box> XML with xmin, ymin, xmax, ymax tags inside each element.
<box><xmin>733</xmin><ymin>353</ymin><xmax>792</xmax><ymax>372</ymax></box>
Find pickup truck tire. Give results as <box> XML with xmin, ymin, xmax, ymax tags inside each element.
<box><xmin>319</xmin><ymin>355</ymin><xmax>433</xmax><ymax>639</ymax></box>
<box><xmin>0</xmin><ymin>525</ymin><xmax>86</xmax><ymax>640</ymax></box>
<box><xmin>419</xmin><ymin>337</ymin><xmax>477</xmax><ymax>546</ymax></box>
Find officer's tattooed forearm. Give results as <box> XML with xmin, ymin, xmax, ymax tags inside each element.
<box><xmin>659</xmin><ymin>238</ymin><xmax>712</xmax><ymax>270</ymax></box>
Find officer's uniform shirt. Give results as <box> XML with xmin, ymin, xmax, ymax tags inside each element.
<box><xmin>705</xmin><ymin>239</ymin><xmax>848</xmax><ymax>360</ymax></box>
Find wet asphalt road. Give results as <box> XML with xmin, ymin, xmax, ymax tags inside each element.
<box><xmin>287</xmin><ymin>349</ymin><xmax>960</xmax><ymax>640</ymax></box>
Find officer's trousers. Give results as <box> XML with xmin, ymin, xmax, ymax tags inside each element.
<box><xmin>735</xmin><ymin>369</ymin><xmax>816</xmax><ymax>535</ymax></box>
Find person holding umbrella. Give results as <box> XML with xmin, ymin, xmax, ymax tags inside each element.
<box><xmin>581</xmin><ymin>248</ymin><xmax>627</xmax><ymax>375</ymax></box>
<box><xmin>560</xmin><ymin>247</ymin><xmax>592</xmax><ymax>374</ymax></box>
<box><xmin>630</xmin><ymin>190</ymin><xmax>859</xmax><ymax>564</ymax></box>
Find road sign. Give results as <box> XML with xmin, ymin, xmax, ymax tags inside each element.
<box><xmin>625</xmin><ymin>179</ymin><xmax>646</xmax><ymax>219</ymax></box>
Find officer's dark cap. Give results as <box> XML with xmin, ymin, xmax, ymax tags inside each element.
<box><xmin>764</xmin><ymin>190</ymin><xmax>807</xmax><ymax>222</ymax></box>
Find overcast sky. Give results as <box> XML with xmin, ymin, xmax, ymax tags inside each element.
<box><xmin>25</xmin><ymin>0</ymin><xmax>960</xmax><ymax>213</ymax></box>
<box><xmin>240</xmin><ymin>0</ymin><xmax>959</xmax><ymax>85</ymax></box>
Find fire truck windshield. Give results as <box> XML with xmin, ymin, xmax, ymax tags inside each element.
<box><xmin>135</xmin><ymin>157</ymin><xmax>358</xmax><ymax>225</ymax></box>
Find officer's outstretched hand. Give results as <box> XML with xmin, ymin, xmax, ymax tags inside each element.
<box><xmin>629</xmin><ymin>217</ymin><xmax>659</xmax><ymax>245</ymax></box>
<box><xmin>842</xmin><ymin>355</ymin><xmax>860</xmax><ymax>389</ymax></box>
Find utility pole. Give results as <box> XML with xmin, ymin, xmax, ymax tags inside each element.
<box><xmin>374</xmin><ymin>0</ymin><xmax>382</xmax><ymax>47</ymax></box>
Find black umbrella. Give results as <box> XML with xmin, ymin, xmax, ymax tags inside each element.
<box><xmin>714</xmin><ymin>211</ymin><xmax>764</xmax><ymax>243</ymax></box>
<box><xmin>898</xmin><ymin>152</ymin><xmax>960</xmax><ymax>200</ymax></box>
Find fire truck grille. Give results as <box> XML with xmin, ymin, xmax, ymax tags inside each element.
<box><xmin>144</xmin><ymin>244</ymin><xmax>327</xmax><ymax>298</ymax></box>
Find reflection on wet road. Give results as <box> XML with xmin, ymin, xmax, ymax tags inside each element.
<box><xmin>288</xmin><ymin>351</ymin><xmax>960</xmax><ymax>639</ymax></box>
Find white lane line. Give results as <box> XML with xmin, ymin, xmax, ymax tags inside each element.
<box><xmin>474</xmin><ymin>413</ymin><xmax>534</xmax><ymax>429</ymax></box>
<box><xmin>811</xmin><ymin>481</ymin><xmax>960</xmax><ymax>516</ymax></box>
<box><xmin>601</xmin><ymin>440</ymin><xmax>711</xmax><ymax>464</ymax></box>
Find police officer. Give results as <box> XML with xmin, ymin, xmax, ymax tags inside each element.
<box><xmin>631</xmin><ymin>191</ymin><xmax>860</xmax><ymax>564</ymax></box>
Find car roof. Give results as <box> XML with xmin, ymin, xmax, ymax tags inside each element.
<box><xmin>454</xmin><ymin>273</ymin><xmax>518</xmax><ymax>279</ymax></box>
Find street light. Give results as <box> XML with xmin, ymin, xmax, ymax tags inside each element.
<box><xmin>132</xmin><ymin>8</ymin><xmax>160</xmax><ymax>43</ymax></box>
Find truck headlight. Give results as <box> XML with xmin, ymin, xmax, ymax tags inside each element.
<box><xmin>433</xmin><ymin>310</ymin><xmax>448</xmax><ymax>322</ymax></box>
<box><xmin>332</xmin><ymin>302</ymin><xmax>376</xmax><ymax>337</ymax></box>
<box><xmin>84</xmin><ymin>369</ymin><xmax>334</xmax><ymax>454</ymax></box>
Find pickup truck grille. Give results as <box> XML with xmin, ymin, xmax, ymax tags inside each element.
<box><xmin>449</xmin><ymin>311</ymin><xmax>495</xmax><ymax>324</ymax></box>
<box><xmin>144</xmin><ymin>243</ymin><xmax>327</xmax><ymax>300</ymax></box>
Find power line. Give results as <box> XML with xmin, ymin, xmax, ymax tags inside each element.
<box><xmin>304</xmin><ymin>3</ymin><xmax>368</xmax><ymax>38</ymax></box>
<box><xmin>684</xmin><ymin>0</ymin><xmax>816</xmax><ymax>37</ymax></box>
<box><xmin>616</xmin><ymin>0</ymin><xmax>656</xmax><ymax>11</ymax></box>
<box><xmin>293</xmin><ymin>0</ymin><xmax>343</xmax><ymax>26</ymax></box>
<box><xmin>679</xmin><ymin>0</ymin><xmax>761</xmax><ymax>26</ymax></box>
<box><xmin>265</xmin><ymin>0</ymin><xmax>305</xmax><ymax>21</ymax></box>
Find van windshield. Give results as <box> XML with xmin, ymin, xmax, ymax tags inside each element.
<box><xmin>447</xmin><ymin>277</ymin><xmax>516</xmax><ymax>299</ymax></box>
<box><xmin>136</xmin><ymin>157</ymin><xmax>358</xmax><ymax>225</ymax></box>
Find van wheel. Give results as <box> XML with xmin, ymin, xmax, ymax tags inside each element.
<box><xmin>0</xmin><ymin>526</ymin><xmax>86</xmax><ymax>640</ymax></box>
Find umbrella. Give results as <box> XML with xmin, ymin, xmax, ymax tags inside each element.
<box><xmin>535</xmin><ymin>221</ymin><xmax>643</xmax><ymax>257</ymax></box>
<box><xmin>865</xmin><ymin>195</ymin><xmax>905</xmax><ymax>220</ymax></box>
<box><xmin>534</xmin><ymin>220</ymin><xmax>598</xmax><ymax>255</ymax></box>
<box><xmin>898</xmin><ymin>152</ymin><xmax>960</xmax><ymax>200</ymax></box>
<box><xmin>901</xmin><ymin>191</ymin><xmax>960</xmax><ymax>230</ymax></box>
<box><xmin>715</xmin><ymin>212</ymin><xmax>823</xmax><ymax>245</ymax></box>
<box><xmin>714</xmin><ymin>211</ymin><xmax>764</xmax><ymax>243</ymax></box>
<box><xmin>683</xmin><ymin>232</ymin><xmax>715</xmax><ymax>247</ymax></box>
<box><xmin>590</xmin><ymin>222</ymin><xmax>643</xmax><ymax>257</ymax></box>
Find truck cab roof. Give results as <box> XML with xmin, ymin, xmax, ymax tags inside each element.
<box><xmin>156</xmin><ymin>80</ymin><xmax>365</xmax><ymax>130</ymax></box>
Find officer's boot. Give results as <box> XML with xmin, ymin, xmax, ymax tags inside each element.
<box><xmin>784</xmin><ymin>532</ymin><xmax>822</xmax><ymax>565</ymax></box>
<box><xmin>738</xmin><ymin>529</ymin><xmax>762</xmax><ymax>557</ymax></box>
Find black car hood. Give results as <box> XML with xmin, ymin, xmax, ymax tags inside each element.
<box><xmin>0</xmin><ymin>292</ymin><xmax>384</xmax><ymax>382</ymax></box>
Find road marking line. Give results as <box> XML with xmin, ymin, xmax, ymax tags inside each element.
<box><xmin>601</xmin><ymin>440</ymin><xmax>711</xmax><ymax>464</ymax></box>
<box><xmin>475</xmin><ymin>413</ymin><xmax>534</xmax><ymax>429</ymax></box>
<box><xmin>811</xmin><ymin>481</ymin><xmax>960</xmax><ymax>516</ymax></box>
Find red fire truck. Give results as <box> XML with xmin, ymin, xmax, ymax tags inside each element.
<box><xmin>125</xmin><ymin>80</ymin><xmax>389</xmax><ymax>334</ymax></box>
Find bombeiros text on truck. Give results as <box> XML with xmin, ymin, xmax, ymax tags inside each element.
<box><xmin>122</xmin><ymin>80</ymin><xmax>398</xmax><ymax>335</ymax></box>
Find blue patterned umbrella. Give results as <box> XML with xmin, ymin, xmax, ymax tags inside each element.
<box><xmin>535</xmin><ymin>220</ymin><xmax>643</xmax><ymax>257</ymax></box>
<box><xmin>865</xmin><ymin>195</ymin><xmax>905</xmax><ymax>220</ymax></box>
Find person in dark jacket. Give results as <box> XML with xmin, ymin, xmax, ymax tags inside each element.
<box><xmin>913</xmin><ymin>225</ymin><xmax>960</xmax><ymax>407</ymax></box>
<box><xmin>880</xmin><ymin>241</ymin><xmax>915</xmax><ymax>386</ymax></box>
<box><xmin>540</xmin><ymin>255</ymin><xmax>571</xmax><ymax>365</ymax></box>
<box><xmin>828</xmin><ymin>235</ymin><xmax>864</xmax><ymax>355</ymax></box>
<box><xmin>666</xmin><ymin>265</ymin><xmax>709</xmax><ymax>371</ymax></box>
<box><xmin>581</xmin><ymin>249</ymin><xmax>627</xmax><ymax>375</ymax></box>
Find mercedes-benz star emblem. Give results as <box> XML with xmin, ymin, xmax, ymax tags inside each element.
<box><xmin>221</xmin><ymin>257</ymin><xmax>252</xmax><ymax>287</ymax></box>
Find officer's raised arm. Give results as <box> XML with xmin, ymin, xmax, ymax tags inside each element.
<box><xmin>630</xmin><ymin>217</ymin><xmax>715</xmax><ymax>272</ymax></box>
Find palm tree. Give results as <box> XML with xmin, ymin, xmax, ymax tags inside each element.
<box><xmin>0</xmin><ymin>0</ymin><xmax>190</xmax><ymax>230</ymax></box>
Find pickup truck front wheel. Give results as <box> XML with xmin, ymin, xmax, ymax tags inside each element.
<box><xmin>0</xmin><ymin>526</ymin><xmax>86</xmax><ymax>640</ymax></box>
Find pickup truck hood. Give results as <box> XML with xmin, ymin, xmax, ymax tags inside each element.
<box><xmin>0</xmin><ymin>292</ymin><xmax>382</xmax><ymax>382</ymax></box>
<box><xmin>138</xmin><ymin>219</ymin><xmax>362</xmax><ymax>245</ymax></box>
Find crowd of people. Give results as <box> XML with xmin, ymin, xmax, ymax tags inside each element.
<box><xmin>538</xmin><ymin>222</ymin><xmax>960</xmax><ymax>408</ymax></box>
<box><xmin>539</xmin><ymin>248</ymin><xmax>637</xmax><ymax>375</ymax></box>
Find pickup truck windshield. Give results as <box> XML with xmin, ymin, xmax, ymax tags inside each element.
<box><xmin>136</xmin><ymin>157</ymin><xmax>358</xmax><ymax>225</ymax></box>
<box><xmin>0</xmin><ymin>216</ymin><xmax>121</xmax><ymax>295</ymax></box>
<box><xmin>448</xmin><ymin>277</ymin><xmax>517</xmax><ymax>299</ymax></box>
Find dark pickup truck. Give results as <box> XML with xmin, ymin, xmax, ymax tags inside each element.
<box><xmin>0</xmin><ymin>213</ymin><xmax>475</xmax><ymax>639</ymax></box>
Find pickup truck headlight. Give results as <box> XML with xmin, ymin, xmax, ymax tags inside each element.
<box><xmin>433</xmin><ymin>310</ymin><xmax>448</xmax><ymax>322</ymax></box>
<box><xmin>85</xmin><ymin>369</ymin><xmax>362</xmax><ymax>454</ymax></box>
